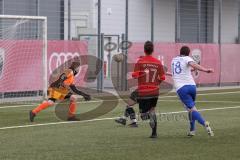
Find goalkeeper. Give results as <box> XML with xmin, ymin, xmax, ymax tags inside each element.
<box><xmin>29</xmin><ymin>61</ymin><xmax>91</xmax><ymax>122</ymax></box>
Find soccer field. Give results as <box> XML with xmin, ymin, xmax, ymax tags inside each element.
<box><xmin>0</xmin><ymin>88</ymin><xmax>240</xmax><ymax>160</ymax></box>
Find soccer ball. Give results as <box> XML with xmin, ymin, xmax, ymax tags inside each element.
<box><xmin>113</xmin><ymin>53</ymin><xmax>124</xmax><ymax>62</ymax></box>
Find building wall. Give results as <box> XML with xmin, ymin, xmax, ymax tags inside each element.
<box><xmin>100</xmin><ymin>0</ymin><xmax>175</xmax><ymax>42</ymax></box>
<box><xmin>1</xmin><ymin>0</ymin><xmax>63</xmax><ymax>40</ymax></box>
<box><xmin>101</xmin><ymin>0</ymin><xmax>125</xmax><ymax>36</ymax></box>
<box><xmin>64</xmin><ymin>0</ymin><xmax>97</xmax><ymax>40</ymax></box>
<box><xmin>154</xmin><ymin>0</ymin><xmax>175</xmax><ymax>42</ymax></box>
<box><xmin>1</xmin><ymin>0</ymin><xmax>238</xmax><ymax>43</ymax></box>
<box><xmin>0</xmin><ymin>0</ymin><xmax>4</xmax><ymax>14</ymax></box>
<box><xmin>213</xmin><ymin>0</ymin><xmax>238</xmax><ymax>44</ymax></box>
<box><xmin>39</xmin><ymin>0</ymin><xmax>64</xmax><ymax>40</ymax></box>
<box><xmin>221</xmin><ymin>0</ymin><xmax>239</xmax><ymax>43</ymax></box>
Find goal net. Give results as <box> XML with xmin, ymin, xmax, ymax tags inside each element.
<box><xmin>0</xmin><ymin>15</ymin><xmax>47</xmax><ymax>103</ymax></box>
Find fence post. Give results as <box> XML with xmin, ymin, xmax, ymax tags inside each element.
<box><xmin>97</xmin><ymin>0</ymin><xmax>102</xmax><ymax>92</ymax></box>
<box><xmin>197</xmin><ymin>0</ymin><xmax>201</xmax><ymax>43</ymax></box>
<box><xmin>100</xmin><ymin>33</ymin><xmax>104</xmax><ymax>91</ymax></box>
<box><xmin>68</xmin><ymin>0</ymin><xmax>71</xmax><ymax>40</ymax></box>
<box><xmin>218</xmin><ymin>0</ymin><xmax>222</xmax><ymax>86</ymax></box>
<box><xmin>124</xmin><ymin>0</ymin><xmax>129</xmax><ymax>91</ymax></box>
<box><xmin>175</xmin><ymin>0</ymin><xmax>180</xmax><ymax>42</ymax></box>
<box><xmin>151</xmin><ymin>0</ymin><xmax>154</xmax><ymax>42</ymax></box>
<box><xmin>121</xmin><ymin>33</ymin><xmax>125</xmax><ymax>91</ymax></box>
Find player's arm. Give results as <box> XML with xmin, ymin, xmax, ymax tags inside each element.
<box><xmin>162</xmin><ymin>65</ymin><xmax>172</xmax><ymax>76</ymax></box>
<box><xmin>158</xmin><ymin>63</ymin><xmax>166</xmax><ymax>82</ymax></box>
<box><xmin>165</xmin><ymin>72</ymin><xmax>173</xmax><ymax>77</ymax></box>
<box><xmin>189</xmin><ymin>62</ymin><xmax>214</xmax><ymax>73</ymax></box>
<box><xmin>69</xmin><ymin>85</ymin><xmax>91</xmax><ymax>101</ymax></box>
<box><xmin>132</xmin><ymin>60</ymin><xmax>142</xmax><ymax>79</ymax></box>
<box><xmin>50</xmin><ymin>73</ymin><xmax>67</xmax><ymax>88</ymax></box>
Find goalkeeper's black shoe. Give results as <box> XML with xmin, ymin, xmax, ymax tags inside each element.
<box><xmin>115</xmin><ymin>117</ymin><xmax>127</xmax><ymax>126</ymax></box>
<box><xmin>67</xmin><ymin>116</ymin><xmax>80</xmax><ymax>121</ymax></box>
<box><xmin>29</xmin><ymin>110</ymin><xmax>36</xmax><ymax>122</ymax></box>
<box><xmin>128</xmin><ymin>122</ymin><xmax>138</xmax><ymax>128</ymax></box>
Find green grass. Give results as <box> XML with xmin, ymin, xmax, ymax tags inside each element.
<box><xmin>0</xmin><ymin>88</ymin><xmax>240</xmax><ymax>160</ymax></box>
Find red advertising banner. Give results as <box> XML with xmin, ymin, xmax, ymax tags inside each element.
<box><xmin>0</xmin><ymin>40</ymin><xmax>88</xmax><ymax>92</ymax></box>
<box><xmin>128</xmin><ymin>43</ymin><xmax>220</xmax><ymax>85</ymax></box>
<box><xmin>221</xmin><ymin>44</ymin><xmax>240</xmax><ymax>83</ymax></box>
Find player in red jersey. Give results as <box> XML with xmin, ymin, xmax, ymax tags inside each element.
<box><xmin>115</xmin><ymin>41</ymin><xmax>165</xmax><ymax>138</ymax></box>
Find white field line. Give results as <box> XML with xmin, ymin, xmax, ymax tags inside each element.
<box><xmin>0</xmin><ymin>90</ymin><xmax>240</xmax><ymax>109</ymax></box>
<box><xmin>1</xmin><ymin>99</ymin><xmax>240</xmax><ymax>109</ymax></box>
<box><xmin>0</xmin><ymin>105</ymin><xmax>240</xmax><ymax>131</ymax></box>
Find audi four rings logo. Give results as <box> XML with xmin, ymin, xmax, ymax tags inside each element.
<box><xmin>49</xmin><ymin>52</ymin><xmax>80</xmax><ymax>75</ymax></box>
<box><xmin>0</xmin><ymin>48</ymin><xmax>4</xmax><ymax>78</ymax></box>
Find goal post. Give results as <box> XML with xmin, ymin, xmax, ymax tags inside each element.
<box><xmin>0</xmin><ymin>15</ymin><xmax>47</xmax><ymax>103</ymax></box>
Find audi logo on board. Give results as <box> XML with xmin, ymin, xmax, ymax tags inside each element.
<box><xmin>49</xmin><ymin>52</ymin><xmax>80</xmax><ymax>76</ymax></box>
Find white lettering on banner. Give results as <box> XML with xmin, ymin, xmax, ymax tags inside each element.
<box><xmin>49</xmin><ymin>52</ymin><xmax>81</xmax><ymax>76</ymax></box>
<box><xmin>0</xmin><ymin>48</ymin><xmax>5</xmax><ymax>79</ymax></box>
<box><xmin>192</xmin><ymin>49</ymin><xmax>202</xmax><ymax>78</ymax></box>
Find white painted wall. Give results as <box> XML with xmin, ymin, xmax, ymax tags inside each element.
<box><xmin>154</xmin><ymin>0</ymin><xmax>175</xmax><ymax>42</ymax></box>
<box><xmin>101</xmin><ymin>0</ymin><xmax>176</xmax><ymax>42</ymax></box>
<box><xmin>64</xmin><ymin>0</ymin><xmax>97</xmax><ymax>40</ymax></box>
<box><xmin>213</xmin><ymin>0</ymin><xmax>239</xmax><ymax>43</ymax></box>
<box><xmin>101</xmin><ymin>0</ymin><xmax>126</xmax><ymax>35</ymax></box>
<box><xmin>128</xmin><ymin>0</ymin><xmax>151</xmax><ymax>41</ymax></box>
<box><xmin>65</xmin><ymin>0</ymin><xmax>238</xmax><ymax>43</ymax></box>
<box><xmin>221</xmin><ymin>0</ymin><xmax>239</xmax><ymax>43</ymax></box>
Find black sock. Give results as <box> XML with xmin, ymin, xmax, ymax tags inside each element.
<box><xmin>124</xmin><ymin>106</ymin><xmax>130</xmax><ymax>117</ymax></box>
<box><xmin>125</xmin><ymin>107</ymin><xmax>136</xmax><ymax>121</ymax></box>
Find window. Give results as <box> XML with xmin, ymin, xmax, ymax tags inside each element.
<box><xmin>177</xmin><ymin>0</ymin><xmax>214</xmax><ymax>43</ymax></box>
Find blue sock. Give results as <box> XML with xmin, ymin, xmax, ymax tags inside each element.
<box><xmin>192</xmin><ymin>111</ymin><xmax>205</xmax><ymax>126</ymax></box>
<box><xmin>188</xmin><ymin>112</ymin><xmax>196</xmax><ymax>131</ymax></box>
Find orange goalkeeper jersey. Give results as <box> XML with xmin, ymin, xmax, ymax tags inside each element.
<box><xmin>48</xmin><ymin>69</ymin><xmax>75</xmax><ymax>100</ymax></box>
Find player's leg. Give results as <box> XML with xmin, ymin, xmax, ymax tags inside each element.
<box><xmin>148</xmin><ymin>98</ymin><xmax>158</xmax><ymax>138</ymax></box>
<box><xmin>189</xmin><ymin>86</ymin><xmax>214</xmax><ymax>136</ymax></box>
<box><xmin>66</xmin><ymin>94</ymin><xmax>80</xmax><ymax>121</ymax></box>
<box><xmin>178</xmin><ymin>85</ymin><xmax>214</xmax><ymax>136</ymax></box>
<box><xmin>177</xmin><ymin>85</ymin><xmax>197</xmax><ymax>135</ymax></box>
<box><xmin>149</xmin><ymin>106</ymin><xmax>158</xmax><ymax>138</ymax></box>
<box><xmin>115</xmin><ymin>98</ymin><xmax>137</xmax><ymax>126</ymax></box>
<box><xmin>138</xmin><ymin>98</ymin><xmax>158</xmax><ymax>138</ymax></box>
<box><xmin>115</xmin><ymin>91</ymin><xmax>138</xmax><ymax>127</ymax></box>
<box><xmin>29</xmin><ymin>99</ymin><xmax>55</xmax><ymax>122</ymax></box>
<box><xmin>187</xmin><ymin>111</ymin><xmax>196</xmax><ymax>136</ymax></box>
<box><xmin>189</xmin><ymin>107</ymin><xmax>214</xmax><ymax>136</ymax></box>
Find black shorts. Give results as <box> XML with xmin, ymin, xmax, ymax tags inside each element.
<box><xmin>130</xmin><ymin>90</ymin><xmax>158</xmax><ymax>113</ymax></box>
<box><xmin>48</xmin><ymin>92</ymin><xmax>72</xmax><ymax>102</ymax></box>
<box><xmin>129</xmin><ymin>90</ymin><xmax>139</xmax><ymax>102</ymax></box>
<box><xmin>138</xmin><ymin>98</ymin><xmax>158</xmax><ymax>114</ymax></box>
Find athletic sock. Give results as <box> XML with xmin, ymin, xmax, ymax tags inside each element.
<box><xmin>149</xmin><ymin>112</ymin><xmax>157</xmax><ymax>135</ymax></box>
<box><xmin>123</xmin><ymin>105</ymin><xmax>130</xmax><ymax>119</ymax></box>
<box><xmin>192</xmin><ymin>110</ymin><xmax>205</xmax><ymax>126</ymax></box>
<box><xmin>152</xmin><ymin>121</ymin><xmax>157</xmax><ymax>135</ymax></box>
<box><xmin>188</xmin><ymin>112</ymin><xmax>196</xmax><ymax>131</ymax></box>
<box><xmin>68</xmin><ymin>101</ymin><xmax>76</xmax><ymax>117</ymax></box>
<box><xmin>125</xmin><ymin>107</ymin><xmax>136</xmax><ymax>122</ymax></box>
<box><xmin>32</xmin><ymin>101</ymin><xmax>52</xmax><ymax>114</ymax></box>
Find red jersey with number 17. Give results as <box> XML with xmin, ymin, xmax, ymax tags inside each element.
<box><xmin>132</xmin><ymin>55</ymin><xmax>166</xmax><ymax>97</ymax></box>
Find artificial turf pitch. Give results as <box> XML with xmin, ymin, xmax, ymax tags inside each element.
<box><xmin>0</xmin><ymin>88</ymin><xmax>240</xmax><ymax>160</ymax></box>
